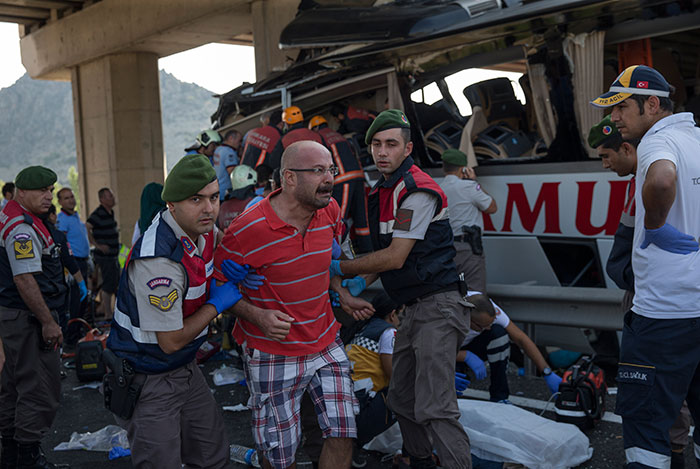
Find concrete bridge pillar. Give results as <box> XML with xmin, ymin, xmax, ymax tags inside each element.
<box><xmin>71</xmin><ymin>52</ymin><xmax>164</xmax><ymax>246</ymax></box>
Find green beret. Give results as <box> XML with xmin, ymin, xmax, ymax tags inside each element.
<box><xmin>365</xmin><ymin>109</ymin><xmax>411</xmax><ymax>145</ymax></box>
<box><xmin>587</xmin><ymin>115</ymin><xmax>620</xmax><ymax>149</ymax></box>
<box><xmin>15</xmin><ymin>166</ymin><xmax>57</xmax><ymax>190</ymax></box>
<box><xmin>161</xmin><ymin>154</ymin><xmax>217</xmax><ymax>202</ymax></box>
<box><xmin>441</xmin><ymin>149</ymin><xmax>468</xmax><ymax>166</ymax></box>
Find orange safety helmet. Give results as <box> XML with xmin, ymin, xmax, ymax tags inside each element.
<box><xmin>283</xmin><ymin>106</ymin><xmax>304</xmax><ymax>125</ymax></box>
<box><xmin>308</xmin><ymin>115</ymin><xmax>327</xmax><ymax>130</ymax></box>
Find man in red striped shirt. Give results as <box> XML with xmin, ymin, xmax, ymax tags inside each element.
<box><xmin>214</xmin><ymin>141</ymin><xmax>372</xmax><ymax>469</ymax></box>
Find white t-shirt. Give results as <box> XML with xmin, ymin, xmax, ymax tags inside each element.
<box><xmin>378</xmin><ymin>327</ymin><xmax>397</xmax><ymax>354</ymax></box>
<box><xmin>632</xmin><ymin>113</ymin><xmax>700</xmax><ymax>319</ymax></box>
<box><xmin>439</xmin><ymin>174</ymin><xmax>493</xmax><ymax>234</ymax></box>
<box><xmin>461</xmin><ymin>290</ymin><xmax>510</xmax><ymax>346</ymax></box>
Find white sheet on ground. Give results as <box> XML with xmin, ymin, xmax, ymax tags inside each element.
<box><xmin>364</xmin><ymin>399</ymin><xmax>592</xmax><ymax>469</ymax></box>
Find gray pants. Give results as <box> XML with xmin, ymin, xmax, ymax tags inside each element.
<box><xmin>116</xmin><ymin>361</ymin><xmax>228</xmax><ymax>469</ymax></box>
<box><xmin>0</xmin><ymin>307</ymin><xmax>61</xmax><ymax>443</ymax></box>
<box><xmin>387</xmin><ymin>291</ymin><xmax>472</xmax><ymax>469</ymax></box>
<box><xmin>454</xmin><ymin>242</ymin><xmax>486</xmax><ymax>293</ymax></box>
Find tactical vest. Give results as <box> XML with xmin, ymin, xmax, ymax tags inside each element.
<box><xmin>241</xmin><ymin>125</ymin><xmax>284</xmax><ymax>169</ymax></box>
<box><xmin>0</xmin><ymin>201</ymin><xmax>66</xmax><ymax>310</ymax></box>
<box><xmin>346</xmin><ymin>318</ymin><xmax>394</xmax><ymax>392</ymax></box>
<box><xmin>107</xmin><ymin>212</ymin><xmax>215</xmax><ymax>374</ymax></box>
<box><xmin>317</xmin><ymin>125</ymin><xmax>364</xmax><ymax>184</ymax></box>
<box><xmin>368</xmin><ymin>156</ymin><xmax>458</xmax><ymax>305</ymax></box>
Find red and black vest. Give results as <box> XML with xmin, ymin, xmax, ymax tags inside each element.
<box><xmin>368</xmin><ymin>156</ymin><xmax>458</xmax><ymax>305</ymax></box>
<box><xmin>107</xmin><ymin>211</ymin><xmax>215</xmax><ymax>373</ymax></box>
<box><xmin>281</xmin><ymin>125</ymin><xmax>323</xmax><ymax>150</ymax></box>
<box><xmin>0</xmin><ymin>201</ymin><xmax>66</xmax><ymax>310</ymax></box>
<box><xmin>241</xmin><ymin>125</ymin><xmax>284</xmax><ymax>169</ymax></box>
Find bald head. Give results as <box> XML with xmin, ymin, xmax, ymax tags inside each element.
<box><xmin>280</xmin><ymin>140</ymin><xmax>331</xmax><ymax>174</ymax></box>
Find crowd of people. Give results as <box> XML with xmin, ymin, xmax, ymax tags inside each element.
<box><xmin>0</xmin><ymin>64</ymin><xmax>697</xmax><ymax>469</ymax></box>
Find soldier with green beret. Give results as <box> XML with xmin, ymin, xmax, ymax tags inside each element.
<box><xmin>0</xmin><ymin>165</ymin><xmax>67</xmax><ymax>468</ymax></box>
<box><xmin>106</xmin><ymin>153</ymin><xmax>251</xmax><ymax>468</ymax></box>
<box><xmin>334</xmin><ymin>110</ymin><xmax>474</xmax><ymax>468</ymax></box>
<box><xmin>438</xmin><ymin>148</ymin><xmax>497</xmax><ymax>294</ymax></box>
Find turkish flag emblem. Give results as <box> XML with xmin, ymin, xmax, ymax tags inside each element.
<box><xmin>637</xmin><ymin>81</ymin><xmax>649</xmax><ymax>88</ymax></box>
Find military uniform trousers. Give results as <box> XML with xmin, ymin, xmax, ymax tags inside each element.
<box><xmin>453</xmin><ymin>242</ymin><xmax>486</xmax><ymax>293</ymax></box>
<box><xmin>387</xmin><ymin>290</ymin><xmax>472</xmax><ymax>469</ymax></box>
<box><xmin>115</xmin><ymin>360</ymin><xmax>228</xmax><ymax>469</ymax></box>
<box><xmin>0</xmin><ymin>307</ymin><xmax>61</xmax><ymax>443</ymax></box>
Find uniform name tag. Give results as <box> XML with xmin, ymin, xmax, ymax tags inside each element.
<box><xmin>617</xmin><ymin>363</ymin><xmax>655</xmax><ymax>386</ymax></box>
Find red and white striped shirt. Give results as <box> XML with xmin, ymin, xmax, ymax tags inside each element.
<box><xmin>213</xmin><ymin>191</ymin><xmax>342</xmax><ymax>356</ymax></box>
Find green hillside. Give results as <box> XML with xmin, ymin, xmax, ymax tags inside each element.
<box><xmin>0</xmin><ymin>71</ymin><xmax>218</xmax><ymax>183</ymax></box>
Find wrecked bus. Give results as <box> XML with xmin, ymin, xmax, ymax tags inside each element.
<box><xmin>212</xmin><ymin>0</ymin><xmax>700</xmax><ymax>354</ymax></box>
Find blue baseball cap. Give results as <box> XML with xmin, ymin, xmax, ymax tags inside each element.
<box><xmin>591</xmin><ymin>65</ymin><xmax>671</xmax><ymax>108</ymax></box>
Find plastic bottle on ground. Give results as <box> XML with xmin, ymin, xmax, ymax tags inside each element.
<box><xmin>230</xmin><ymin>444</ymin><xmax>261</xmax><ymax>467</ymax></box>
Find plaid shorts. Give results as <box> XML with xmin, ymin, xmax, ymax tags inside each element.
<box><xmin>243</xmin><ymin>335</ymin><xmax>357</xmax><ymax>469</ymax></box>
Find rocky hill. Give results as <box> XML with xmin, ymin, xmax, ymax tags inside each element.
<box><xmin>0</xmin><ymin>70</ymin><xmax>218</xmax><ymax>183</ymax></box>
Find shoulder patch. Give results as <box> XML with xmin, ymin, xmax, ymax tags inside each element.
<box><xmin>181</xmin><ymin>236</ymin><xmax>195</xmax><ymax>255</ymax></box>
<box><xmin>148</xmin><ymin>289</ymin><xmax>179</xmax><ymax>311</ymax></box>
<box><xmin>394</xmin><ymin>208</ymin><xmax>413</xmax><ymax>231</ymax></box>
<box><xmin>147</xmin><ymin>277</ymin><xmax>172</xmax><ymax>290</ymax></box>
<box><xmin>13</xmin><ymin>234</ymin><xmax>34</xmax><ymax>260</ymax></box>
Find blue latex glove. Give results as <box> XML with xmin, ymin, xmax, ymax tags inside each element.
<box><xmin>640</xmin><ymin>223</ymin><xmax>699</xmax><ymax>255</ymax></box>
<box><xmin>464</xmin><ymin>351</ymin><xmax>487</xmax><ymax>380</ymax></box>
<box><xmin>78</xmin><ymin>280</ymin><xmax>88</xmax><ymax>302</ymax></box>
<box><xmin>332</xmin><ymin>239</ymin><xmax>342</xmax><ymax>259</ymax></box>
<box><xmin>341</xmin><ymin>276</ymin><xmax>366</xmax><ymax>297</ymax></box>
<box><xmin>242</xmin><ymin>269</ymin><xmax>265</xmax><ymax>290</ymax></box>
<box><xmin>455</xmin><ymin>372</ymin><xmax>470</xmax><ymax>396</ymax></box>
<box><xmin>545</xmin><ymin>372</ymin><xmax>563</xmax><ymax>394</ymax></box>
<box><xmin>108</xmin><ymin>447</ymin><xmax>131</xmax><ymax>460</ymax></box>
<box><xmin>206</xmin><ymin>279</ymin><xmax>242</xmax><ymax>314</ymax></box>
<box><xmin>330</xmin><ymin>259</ymin><xmax>343</xmax><ymax>278</ymax></box>
<box><xmin>221</xmin><ymin>260</ymin><xmax>250</xmax><ymax>284</ymax></box>
<box><xmin>329</xmin><ymin>289</ymin><xmax>341</xmax><ymax>307</ymax></box>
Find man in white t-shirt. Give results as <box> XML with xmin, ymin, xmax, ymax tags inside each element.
<box><xmin>457</xmin><ymin>292</ymin><xmax>562</xmax><ymax>402</ymax></box>
<box><xmin>438</xmin><ymin>149</ymin><xmax>497</xmax><ymax>292</ymax></box>
<box><xmin>592</xmin><ymin>65</ymin><xmax>700</xmax><ymax>468</ymax></box>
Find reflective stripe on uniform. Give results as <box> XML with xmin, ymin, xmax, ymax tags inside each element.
<box><xmin>487</xmin><ymin>349</ymin><xmax>510</xmax><ymax>363</ymax></box>
<box><xmin>625</xmin><ymin>447</ymin><xmax>671</xmax><ymax>468</ymax></box>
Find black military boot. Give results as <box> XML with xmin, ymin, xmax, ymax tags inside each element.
<box><xmin>16</xmin><ymin>443</ymin><xmax>67</xmax><ymax>469</ymax></box>
<box><xmin>1</xmin><ymin>436</ymin><xmax>18</xmax><ymax>469</ymax></box>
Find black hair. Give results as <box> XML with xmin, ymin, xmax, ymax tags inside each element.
<box><xmin>255</xmin><ymin>165</ymin><xmax>273</xmax><ymax>190</ymax></box>
<box><xmin>465</xmin><ymin>293</ymin><xmax>496</xmax><ymax>317</ymax></box>
<box><xmin>2</xmin><ymin>182</ymin><xmax>15</xmax><ymax>196</ymax></box>
<box><xmin>330</xmin><ymin>103</ymin><xmax>346</xmax><ymax>117</ymax></box>
<box><xmin>371</xmin><ymin>291</ymin><xmax>400</xmax><ymax>320</ymax></box>
<box><xmin>224</xmin><ymin>129</ymin><xmax>241</xmax><ymax>141</ymax></box>
<box><xmin>98</xmin><ymin>187</ymin><xmax>111</xmax><ymax>199</ymax></box>
<box><xmin>629</xmin><ymin>91</ymin><xmax>675</xmax><ymax>115</ymax></box>
<box><xmin>46</xmin><ymin>204</ymin><xmax>56</xmax><ymax>215</ymax></box>
<box><xmin>601</xmin><ymin>133</ymin><xmax>641</xmax><ymax>152</ymax></box>
<box><xmin>269</xmin><ymin>110</ymin><xmax>283</xmax><ymax>127</ymax></box>
<box><xmin>442</xmin><ymin>162</ymin><xmax>462</xmax><ymax>173</ymax></box>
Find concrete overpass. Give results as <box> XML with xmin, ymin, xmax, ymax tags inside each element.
<box><xmin>0</xmin><ymin>0</ymin><xmax>300</xmax><ymax>243</ymax></box>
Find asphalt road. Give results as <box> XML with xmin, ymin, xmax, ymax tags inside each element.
<box><xmin>42</xmin><ymin>352</ymin><xmax>696</xmax><ymax>468</ymax></box>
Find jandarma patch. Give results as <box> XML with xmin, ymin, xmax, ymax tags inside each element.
<box><xmin>13</xmin><ymin>234</ymin><xmax>34</xmax><ymax>259</ymax></box>
<box><xmin>148</xmin><ymin>289</ymin><xmax>179</xmax><ymax>311</ymax></box>
<box><xmin>147</xmin><ymin>277</ymin><xmax>172</xmax><ymax>290</ymax></box>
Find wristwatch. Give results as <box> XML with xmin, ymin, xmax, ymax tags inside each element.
<box><xmin>543</xmin><ymin>367</ymin><xmax>552</xmax><ymax>376</ymax></box>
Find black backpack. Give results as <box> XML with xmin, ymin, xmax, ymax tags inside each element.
<box><xmin>555</xmin><ymin>356</ymin><xmax>606</xmax><ymax>430</ymax></box>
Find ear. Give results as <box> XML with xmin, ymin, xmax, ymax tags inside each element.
<box><xmin>647</xmin><ymin>95</ymin><xmax>661</xmax><ymax>114</ymax></box>
<box><xmin>166</xmin><ymin>201</ymin><xmax>175</xmax><ymax>212</ymax></box>
<box><xmin>404</xmin><ymin>141</ymin><xmax>413</xmax><ymax>156</ymax></box>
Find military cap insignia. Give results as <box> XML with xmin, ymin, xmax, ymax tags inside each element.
<box><xmin>602</xmin><ymin>125</ymin><xmax>612</xmax><ymax>135</ymax></box>
<box><xmin>13</xmin><ymin>234</ymin><xmax>34</xmax><ymax>259</ymax></box>
<box><xmin>148</xmin><ymin>289</ymin><xmax>179</xmax><ymax>311</ymax></box>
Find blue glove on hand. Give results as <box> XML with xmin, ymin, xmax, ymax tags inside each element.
<box><xmin>455</xmin><ymin>372</ymin><xmax>470</xmax><ymax>396</ymax></box>
<box><xmin>544</xmin><ymin>372</ymin><xmax>563</xmax><ymax>394</ymax></box>
<box><xmin>330</xmin><ymin>259</ymin><xmax>343</xmax><ymax>278</ymax></box>
<box><xmin>329</xmin><ymin>290</ymin><xmax>341</xmax><ymax>307</ymax></box>
<box><xmin>341</xmin><ymin>276</ymin><xmax>366</xmax><ymax>297</ymax></box>
<box><xmin>221</xmin><ymin>260</ymin><xmax>249</xmax><ymax>284</ymax></box>
<box><xmin>332</xmin><ymin>239</ymin><xmax>342</xmax><ymax>259</ymax></box>
<box><xmin>78</xmin><ymin>280</ymin><xmax>88</xmax><ymax>302</ymax></box>
<box><xmin>464</xmin><ymin>351</ymin><xmax>487</xmax><ymax>380</ymax></box>
<box><xmin>242</xmin><ymin>269</ymin><xmax>265</xmax><ymax>290</ymax></box>
<box><xmin>206</xmin><ymin>279</ymin><xmax>242</xmax><ymax>314</ymax></box>
<box><xmin>641</xmin><ymin>223</ymin><xmax>699</xmax><ymax>255</ymax></box>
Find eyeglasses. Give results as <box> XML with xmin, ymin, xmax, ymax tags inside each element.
<box><xmin>470</xmin><ymin>317</ymin><xmax>495</xmax><ymax>333</ymax></box>
<box><xmin>287</xmin><ymin>167</ymin><xmax>339</xmax><ymax>176</ymax></box>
